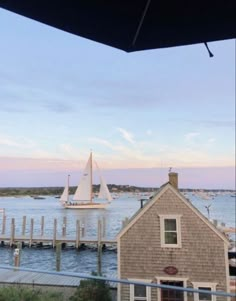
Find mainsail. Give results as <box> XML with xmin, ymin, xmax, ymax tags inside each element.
<box><xmin>73</xmin><ymin>153</ymin><xmax>92</xmax><ymax>202</ymax></box>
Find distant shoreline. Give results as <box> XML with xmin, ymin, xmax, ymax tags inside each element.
<box><xmin>0</xmin><ymin>185</ymin><xmax>235</xmax><ymax>197</ymax></box>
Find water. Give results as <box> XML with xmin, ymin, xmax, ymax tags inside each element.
<box><xmin>0</xmin><ymin>192</ymin><xmax>235</xmax><ymax>277</ymax></box>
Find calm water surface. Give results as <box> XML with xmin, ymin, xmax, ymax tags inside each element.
<box><xmin>0</xmin><ymin>192</ymin><xmax>235</xmax><ymax>277</ymax></box>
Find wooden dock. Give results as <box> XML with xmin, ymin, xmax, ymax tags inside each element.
<box><xmin>0</xmin><ymin>215</ymin><xmax>119</xmax><ymax>249</ymax></box>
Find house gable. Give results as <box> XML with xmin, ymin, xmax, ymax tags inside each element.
<box><xmin>118</xmin><ymin>184</ymin><xmax>229</xmax><ymax>286</ymax></box>
<box><xmin>117</xmin><ymin>183</ymin><xmax>229</xmax><ymax>245</ymax></box>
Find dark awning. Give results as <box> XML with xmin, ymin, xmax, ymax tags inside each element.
<box><xmin>0</xmin><ymin>1</ymin><xmax>235</xmax><ymax>52</ymax></box>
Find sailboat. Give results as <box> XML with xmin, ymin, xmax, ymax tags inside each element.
<box><xmin>60</xmin><ymin>175</ymin><xmax>70</xmax><ymax>204</ymax></box>
<box><xmin>61</xmin><ymin>152</ymin><xmax>112</xmax><ymax>209</ymax></box>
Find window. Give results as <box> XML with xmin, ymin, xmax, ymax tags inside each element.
<box><xmin>161</xmin><ymin>281</ymin><xmax>184</xmax><ymax>301</ymax></box>
<box><xmin>160</xmin><ymin>215</ymin><xmax>182</xmax><ymax>248</ymax></box>
<box><xmin>192</xmin><ymin>282</ymin><xmax>217</xmax><ymax>301</ymax></box>
<box><xmin>156</xmin><ymin>278</ymin><xmax>188</xmax><ymax>301</ymax></box>
<box><xmin>198</xmin><ymin>288</ymin><xmax>212</xmax><ymax>301</ymax></box>
<box><xmin>130</xmin><ymin>283</ymin><xmax>151</xmax><ymax>301</ymax></box>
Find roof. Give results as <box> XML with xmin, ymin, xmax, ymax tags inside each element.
<box><xmin>117</xmin><ymin>182</ymin><xmax>230</xmax><ymax>244</ymax></box>
<box><xmin>0</xmin><ymin>1</ymin><xmax>235</xmax><ymax>52</ymax></box>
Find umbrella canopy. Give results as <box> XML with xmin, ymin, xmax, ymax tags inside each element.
<box><xmin>0</xmin><ymin>0</ymin><xmax>235</xmax><ymax>52</ymax></box>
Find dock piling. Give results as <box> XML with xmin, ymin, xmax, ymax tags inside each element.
<box><xmin>53</xmin><ymin>218</ymin><xmax>57</xmax><ymax>248</ymax></box>
<box><xmin>29</xmin><ymin>218</ymin><xmax>34</xmax><ymax>247</ymax></box>
<box><xmin>97</xmin><ymin>219</ymin><xmax>102</xmax><ymax>275</ymax></box>
<box><xmin>22</xmin><ymin>216</ymin><xmax>26</xmax><ymax>236</ymax></box>
<box><xmin>75</xmin><ymin>220</ymin><xmax>80</xmax><ymax>249</ymax></box>
<box><xmin>62</xmin><ymin>216</ymin><xmax>67</xmax><ymax>237</ymax></box>
<box><xmin>41</xmin><ymin>216</ymin><xmax>44</xmax><ymax>236</ymax></box>
<box><xmin>1</xmin><ymin>214</ymin><xmax>6</xmax><ymax>235</ymax></box>
<box><xmin>56</xmin><ymin>242</ymin><xmax>61</xmax><ymax>271</ymax></box>
<box><xmin>10</xmin><ymin>218</ymin><xmax>15</xmax><ymax>247</ymax></box>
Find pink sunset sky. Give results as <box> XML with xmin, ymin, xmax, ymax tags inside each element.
<box><xmin>0</xmin><ymin>10</ymin><xmax>235</xmax><ymax>190</ymax></box>
<box><xmin>0</xmin><ymin>157</ymin><xmax>234</xmax><ymax>189</ymax></box>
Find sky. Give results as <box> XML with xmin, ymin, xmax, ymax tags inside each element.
<box><xmin>0</xmin><ymin>9</ymin><xmax>235</xmax><ymax>189</ymax></box>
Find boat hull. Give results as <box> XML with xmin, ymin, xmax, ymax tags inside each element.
<box><xmin>64</xmin><ymin>202</ymin><xmax>108</xmax><ymax>209</ymax></box>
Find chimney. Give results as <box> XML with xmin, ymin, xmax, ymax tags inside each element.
<box><xmin>169</xmin><ymin>172</ymin><xmax>178</xmax><ymax>189</ymax></box>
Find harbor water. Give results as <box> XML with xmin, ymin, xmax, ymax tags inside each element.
<box><xmin>0</xmin><ymin>191</ymin><xmax>235</xmax><ymax>277</ymax></box>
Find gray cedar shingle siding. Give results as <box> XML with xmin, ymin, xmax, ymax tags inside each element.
<box><xmin>119</xmin><ymin>187</ymin><xmax>228</xmax><ymax>291</ymax></box>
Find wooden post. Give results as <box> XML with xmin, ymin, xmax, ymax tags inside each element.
<box><xmin>1</xmin><ymin>214</ymin><xmax>6</xmax><ymax>235</ymax></box>
<box><xmin>75</xmin><ymin>220</ymin><xmax>80</xmax><ymax>249</ymax></box>
<box><xmin>97</xmin><ymin>219</ymin><xmax>102</xmax><ymax>275</ymax></box>
<box><xmin>29</xmin><ymin>218</ymin><xmax>34</xmax><ymax>247</ymax></box>
<box><xmin>53</xmin><ymin>218</ymin><xmax>57</xmax><ymax>248</ymax></box>
<box><xmin>81</xmin><ymin>221</ymin><xmax>85</xmax><ymax>237</ymax></box>
<box><xmin>102</xmin><ymin>216</ymin><xmax>106</xmax><ymax>238</ymax></box>
<box><xmin>62</xmin><ymin>216</ymin><xmax>67</xmax><ymax>237</ymax></box>
<box><xmin>14</xmin><ymin>242</ymin><xmax>21</xmax><ymax>268</ymax></box>
<box><xmin>41</xmin><ymin>216</ymin><xmax>44</xmax><ymax>236</ymax></box>
<box><xmin>22</xmin><ymin>216</ymin><xmax>26</xmax><ymax>236</ymax></box>
<box><xmin>10</xmin><ymin>218</ymin><xmax>15</xmax><ymax>247</ymax></box>
<box><xmin>56</xmin><ymin>242</ymin><xmax>61</xmax><ymax>272</ymax></box>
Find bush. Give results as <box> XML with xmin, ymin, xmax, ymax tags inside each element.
<box><xmin>0</xmin><ymin>286</ymin><xmax>63</xmax><ymax>301</ymax></box>
<box><xmin>69</xmin><ymin>272</ymin><xmax>112</xmax><ymax>301</ymax></box>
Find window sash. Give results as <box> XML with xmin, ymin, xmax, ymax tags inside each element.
<box><xmin>160</xmin><ymin>215</ymin><xmax>181</xmax><ymax>248</ymax></box>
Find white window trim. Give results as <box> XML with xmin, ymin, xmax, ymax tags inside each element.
<box><xmin>156</xmin><ymin>277</ymin><xmax>188</xmax><ymax>301</ymax></box>
<box><xmin>159</xmin><ymin>214</ymin><xmax>182</xmax><ymax>248</ymax></box>
<box><xmin>192</xmin><ymin>282</ymin><xmax>217</xmax><ymax>301</ymax></box>
<box><xmin>129</xmin><ymin>279</ymin><xmax>152</xmax><ymax>301</ymax></box>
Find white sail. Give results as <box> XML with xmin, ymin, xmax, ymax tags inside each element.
<box><xmin>73</xmin><ymin>153</ymin><xmax>92</xmax><ymax>202</ymax></box>
<box><xmin>60</xmin><ymin>175</ymin><xmax>70</xmax><ymax>203</ymax></box>
<box><xmin>98</xmin><ymin>175</ymin><xmax>112</xmax><ymax>202</ymax></box>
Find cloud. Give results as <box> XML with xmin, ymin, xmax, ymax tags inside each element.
<box><xmin>117</xmin><ymin>127</ymin><xmax>135</xmax><ymax>144</ymax></box>
<box><xmin>184</xmin><ymin>132</ymin><xmax>200</xmax><ymax>141</ymax></box>
<box><xmin>0</xmin><ymin>134</ymin><xmax>35</xmax><ymax>148</ymax></box>
<box><xmin>146</xmin><ymin>129</ymin><xmax>152</xmax><ymax>136</ymax></box>
<box><xmin>207</xmin><ymin>138</ymin><xmax>216</xmax><ymax>144</ymax></box>
<box><xmin>201</xmin><ymin>120</ymin><xmax>235</xmax><ymax>128</ymax></box>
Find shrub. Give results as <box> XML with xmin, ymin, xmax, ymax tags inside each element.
<box><xmin>0</xmin><ymin>286</ymin><xmax>63</xmax><ymax>301</ymax></box>
<box><xmin>69</xmin><ymin>272</ymin><xmax>112</xmax><ymax>301</ymax></box>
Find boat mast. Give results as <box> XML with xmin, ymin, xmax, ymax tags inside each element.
<box><xmin>67</xmin><ymin>174</ymin><xmax>70</xmax><ymax>203</ymax></box>
<box><xmin>90</xmin><ymin>152</ymin><xmax>93</xmax><ymax>203</ymax></box>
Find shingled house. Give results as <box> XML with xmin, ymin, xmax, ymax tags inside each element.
<box><xmin>117</xmin><ymin>173</ymin><xmax>230</xmax><ymax>301</ymax></box>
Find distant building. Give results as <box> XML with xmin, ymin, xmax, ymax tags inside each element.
<box><xmin>117</xmin><ymin>173</ymin><xmax>230</xmax><ymax>301</ymax></box>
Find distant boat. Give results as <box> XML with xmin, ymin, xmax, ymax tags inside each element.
<box><xmin>33</xmin><ymin>196</ymin><xmax>45</xmax><ymax>200</ymax></box>
<box><xmin>60</xmin><ymin>152</ymin><xmax>112</xmax><ymax>209</ymax></box>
